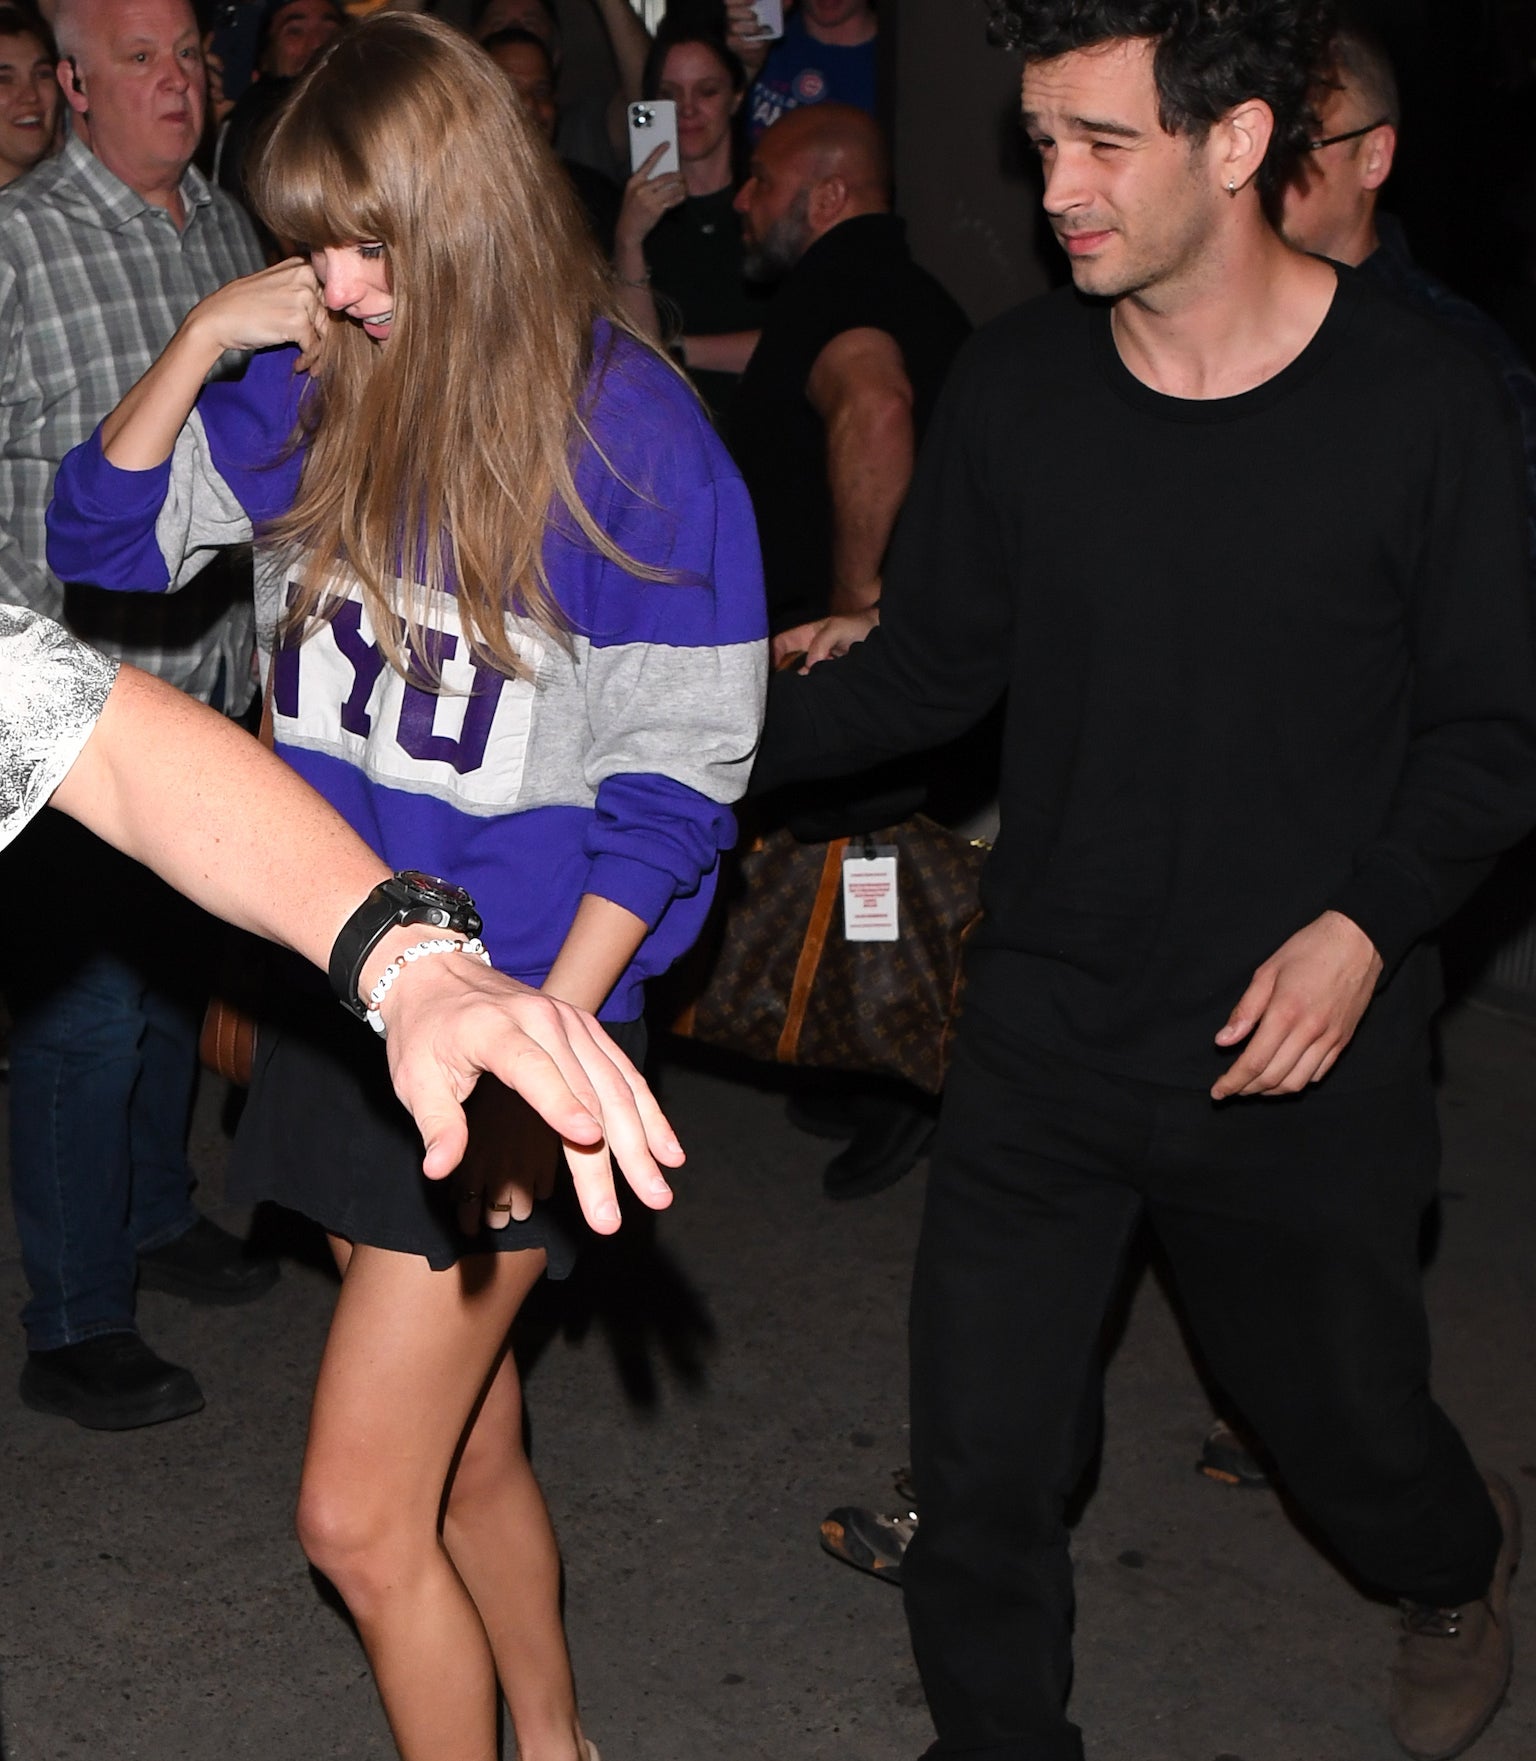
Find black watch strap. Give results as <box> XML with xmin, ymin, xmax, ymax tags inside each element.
<box><xmin>329</xmin><ymin>871</ymin><xmax>484</xmax><ymax>1021</ymax></box>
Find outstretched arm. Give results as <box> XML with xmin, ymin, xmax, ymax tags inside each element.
<box><xmin>49</xmin><ymin>664</ymin><xmax>682</xmax><ymax>1229</ymax></box>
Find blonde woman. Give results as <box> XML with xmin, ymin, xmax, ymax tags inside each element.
<box><xmin>48</xmin><ymin>14</ymin><xmax>766</xmax><ymax>1758</ymax></box>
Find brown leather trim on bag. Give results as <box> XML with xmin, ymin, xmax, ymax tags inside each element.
<box><xmin>777</xmin><ymin>837</ymin><xmax>847</xmax><ymax>1064</ymax></box>
<box><xmin>199</xmin><ymin>997</ymin><xmax>258</xmax><ymax>1086</ymax></box>
<box><xmin>198</xmin><ymin>665</ymin><xmax>276</xmax><ymax>1086</ymax></box>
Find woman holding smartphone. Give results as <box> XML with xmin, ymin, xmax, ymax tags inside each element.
<box><xmin>614</xmin><ymin>27</ymin><xmax>768</xmax><ymax>422</ymax></box>
<box><xmin>47</xmin><ymin>15</ymin><xmax>766</xmax><ymax>1757</ymax></box>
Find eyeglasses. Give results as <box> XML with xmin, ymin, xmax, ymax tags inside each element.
<box><xmin>1306</xmin><ymin>116</ymin><xmax>1392</xmax><ymax>152</ymax></box>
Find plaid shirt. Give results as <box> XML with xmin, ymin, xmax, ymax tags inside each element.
<box><xmin>0</xmin><ymin>134</ymin><xmax>263</xmax><ymax>706</ymax></box>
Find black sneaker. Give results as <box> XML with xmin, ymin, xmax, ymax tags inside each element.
<box><xmin>1197</xmin><ymin>1418</ymin><xmax>1271</xmax><ymax>1489</ymax></box>
<box><xmin>785</xmin><ymin>1088</ymin><xmax>862</xmax><ymax>1141</ymax></box>
<box><xmin>137</xmin><ymin>1215</ymin><xmax>279</xmax><ymax>1305</ymax></box>
<box><xmin>822</xmin><ymin>1098</ymin><xmax>936</xmax><ymax>1200</ymax></box>
<box><xmin>20</xmin><ymin>1334</ymin><xmax>204</xmax><ymax>1430</ymax></box>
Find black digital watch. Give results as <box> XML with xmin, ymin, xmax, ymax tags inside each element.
<box><xmin>328</xmin><ymin>870</ymin><xmax>484</xmax><ymax>1021</ymax></box>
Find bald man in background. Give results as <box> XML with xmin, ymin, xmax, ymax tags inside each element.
<box><xmin>731</xmin><ymin>105</ymin><xmax>969</xmax><ymax>638</ymax></box>
<box><xmin>728</xmin><ymin>104</ymin><xmax>972</xmax><ymax>1199</ymax></box>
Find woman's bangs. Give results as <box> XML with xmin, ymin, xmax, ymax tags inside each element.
<box><xmin>254</xmin><ymin>109</ymin><xmax>390</xmax><ymax>254</ymax></box>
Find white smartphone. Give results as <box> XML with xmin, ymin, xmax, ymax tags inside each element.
<box><xmin>751</xmin><ymin>0</ymin><xmax>785</xmax><ymax>38</ymax></box>
<box><xmin>628</xmin><ymin>99</ymin><xmax>680</xmax><ymax>177</ymax></box>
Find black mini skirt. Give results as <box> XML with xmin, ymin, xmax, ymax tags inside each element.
<box><xmin>226</xmin><ymin>987</ymin><xmax>647</xmax><ymax>1276</ymax></box>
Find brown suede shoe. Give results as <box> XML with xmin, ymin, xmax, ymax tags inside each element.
<box><xmin>1388</xmin><ymin>1471</ymin><xmax>1522</xmax><ymax>1761</ymax></box>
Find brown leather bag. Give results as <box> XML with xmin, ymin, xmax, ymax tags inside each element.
<box><xmin>198</xmin><ymin>932</ymin><xmax>270</xmax><ymax>1086</ymax></box>
<box><xmin>198</xmin><ymin>673</ymin><xmax>275</xmax><ymax>1085</ymax></box>
<box><xmin>665</xmin><ymin>814</ymin><xmax>987</xmax><ymax>1095</ymax></box>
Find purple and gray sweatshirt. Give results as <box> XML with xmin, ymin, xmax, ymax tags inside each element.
<box><xmin>47</xmin><ymin>331</ymin><xmax>768</xmax><ymax>1020</ymax></box>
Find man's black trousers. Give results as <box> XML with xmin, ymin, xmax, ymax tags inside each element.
<box><xmin>904</xmin><ymin>1024</ymin><xmax>1502</xmax><ymax>1761</ymax></box>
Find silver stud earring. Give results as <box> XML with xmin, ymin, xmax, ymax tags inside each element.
<box><xmin>1228</xmin><ymin>179</ymin><xmax>1238</xmax><ymax>193</ymax></box>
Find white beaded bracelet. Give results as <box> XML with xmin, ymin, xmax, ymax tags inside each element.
<box><xmin>365</xmin><ymin>935</ymin><xmax>491</xmax><ymax>1036</ymax></box>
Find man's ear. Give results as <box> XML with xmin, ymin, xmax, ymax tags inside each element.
<box><xmin>1217</xmin><ymin>97</ymin><xmax>1275</xmax><ymax>196</ymax></box>
<box><xmin>59</xmin><ymin>55</ymin><xmax>88</xmax><ymax>117</ymax></box>
<box><xmin>1360</xmin><ymin>122</ymin><xmax>1397</xmax><ymax>193</ymax></box>
<box><xmin>810</xmin><ymin>173</ymin><xmax>848</xmax><ymax>229</ymax></box>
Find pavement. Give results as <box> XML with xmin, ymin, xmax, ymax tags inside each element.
<box><xmin>1</xmin><ymin>1001</ymin><xmax>1532</xmax><ymax>1761</ymax></box>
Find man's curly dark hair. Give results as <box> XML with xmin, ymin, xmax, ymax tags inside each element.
<box><xmin>992</xmin><ymin>0</ymin><xmax>1340</xmax><ymax>200</ymax></box>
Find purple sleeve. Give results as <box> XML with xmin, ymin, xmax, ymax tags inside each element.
<box><xmin>46</xmin><ymin>347</ymin><xmax>306</xmax><ymax>591</ymax></box>
<box><xmin>48</xmin><ymin>437</ymin><xmax>178</xmax><ymax>590</ymax></box>
<box><xmin>571</xmin><ymin>362</ymin><xmax>769</xmax><ymax>925</ymax></box>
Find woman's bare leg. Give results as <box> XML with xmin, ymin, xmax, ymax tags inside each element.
<box><xmin>298</xmin><ymin>1239</ymin><xmax>582</xmax><ymax>1761</ymax></box>
<box><xmin>443</xmin><ymin>1348</ymin><xmax>585</xmax><ymax>1752</ymax></box>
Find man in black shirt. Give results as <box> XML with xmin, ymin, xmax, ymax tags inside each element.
<box><xmin>754</xmin><ymin>3</ymin><xmax>1536</xmax><ymax>1757</ymax></box>
<box><xmin>730</xmin><ymin>102</ymin><xmax>973</xmax><ymax>1197</ymax></box>
<box><xmin>729</xmin><ymin>103</ymin><xmax>971</xmax><ymax>635</ymax></box>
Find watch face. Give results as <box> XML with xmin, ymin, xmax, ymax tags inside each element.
<box><xmin>396</xmin><ymin>870</ymin><xmax>475</xmax><ymax>909</ymax></box>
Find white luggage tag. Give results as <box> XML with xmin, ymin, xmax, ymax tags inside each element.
<box><xmin>842</xmin><ymin>840</ymin><xmax>899</xmax><ymax>942</ymax></box>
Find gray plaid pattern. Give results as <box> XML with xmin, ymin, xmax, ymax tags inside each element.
<box><xmin>0</xmin><ymin>134</ymin><xmax>264</xmax><ymax>705</ymax></box>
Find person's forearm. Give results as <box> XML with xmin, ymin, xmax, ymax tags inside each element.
<box><xmin>100</xmin><ymin>312</ymin><xmax>227</xmax><ymax>470</ymax></box>
<box><xmin>40</xmin><ymin>654</ymin><xmax>686</xmax><ymax>1199</ymax></box>
<box><xmin>592</xmin><ymin>0</ymin><xmax>651</xmax><ymax>99</ymax></box>
<box><xmin>49</xmin><ymin>665</ymin><xmax>391</xmax><ymax>977</ymax></box>
<box><xmin>825</xmin><ymin>392</ymin><xmax>913</xmax><ymax>613</ymax></box>
<box><xmin>541</xmin><ymin>893</ymin><xmax>649</xmax><ymax>1014</ymax></box>
<box><xmin>682</xmin><ymin>330</ymin><xmax>760</xmax><ymax>375</ymax></box>
<box><xmin>614</xmin><ymin>272</ymin><xmax>662</xmax><ymax>342</ymax></box>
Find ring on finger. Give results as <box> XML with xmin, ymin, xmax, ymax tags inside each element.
<box><xmin>486</xmin><ymin>1200</ymin><xmax>514</xmax><ymax>1215</ymax></box>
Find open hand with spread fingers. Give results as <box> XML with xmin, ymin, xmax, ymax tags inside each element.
<box><xmin>377</xmin><ymin>957</ymin><xmax>681</xmax><ymax>1235</ymax></box>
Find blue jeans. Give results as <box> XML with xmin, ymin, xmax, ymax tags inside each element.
<box><xmin>4</xmin><ymin>817</ymin><xmax>205</xmax><ymax>1351</ymax></box>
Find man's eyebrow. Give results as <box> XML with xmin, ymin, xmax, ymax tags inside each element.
<box><xmin>1021</xmin><ymin>111</ymin><xmax>1144</xmax><ymax>139</ymax></box>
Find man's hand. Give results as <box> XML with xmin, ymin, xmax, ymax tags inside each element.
<box><xmin>770</xmin><ymin>607</ymin><xmax>879</xmax><ymax>672</ymax></box>
<box><xmin>378</xmin><ymin>956</ymin><xmax>682</xmax><ymax>1234</ymax></box>
<box><xmin>1211</xmin><ymin>910</ymin><xmax>1383</xmax><ymax>1099</ymax></box>
<box><xmin>723</xmin><ymin>0</ymin><xmax>774</xmax><ymax>76</ymax></box>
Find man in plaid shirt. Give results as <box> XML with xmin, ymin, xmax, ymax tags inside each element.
<box><xmin>0</xmin><ymin>0</ymin><xmax>274</xmax><ymax>1432</ymax></box>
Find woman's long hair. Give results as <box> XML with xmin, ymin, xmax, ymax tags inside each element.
<box><xmin>247</xmin><ymin>12</ymin><xmax>657</xmax><ymax>682</ymax></box>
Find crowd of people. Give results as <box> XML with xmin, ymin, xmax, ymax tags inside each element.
<box><xmin>1</xmin><ymin>1</ymin><xmax>1533</xmax><ymax>1759</ymax></box>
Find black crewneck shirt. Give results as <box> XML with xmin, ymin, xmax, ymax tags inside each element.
<box><xmin>755</xmin><ymin>270</ymin><xmax>1536</xmax><ymax>1089</ymax></box>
